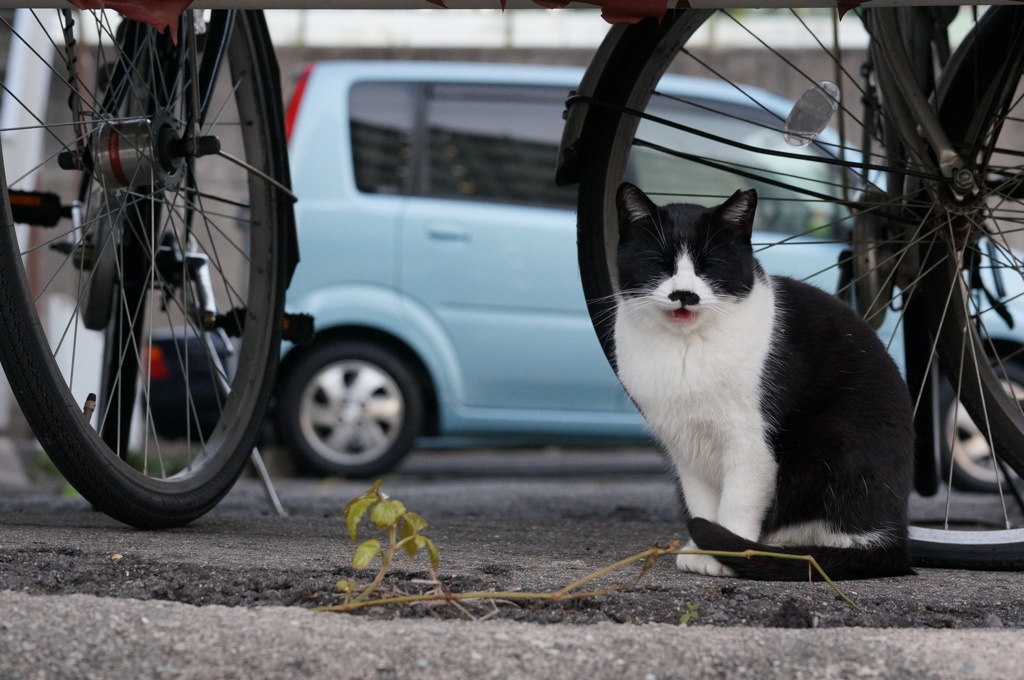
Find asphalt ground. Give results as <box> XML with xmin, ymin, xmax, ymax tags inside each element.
<box><xmin>1</xmin><ymin>447</ymin><xmax>1024</xmax><ymax>679</ymax></box>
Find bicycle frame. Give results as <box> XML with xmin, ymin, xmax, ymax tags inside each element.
<box><xmin>1</xmin><ymin>2</ymin><xmax>990</xmax><ymax>332</ymax></box>
<box><xmin>0</xmin><ymin>1</ymin><xmax>1011</xmax><ymax>9</ymax></box>
<box><xmin>1</xmin><ymin>1</ymin><xmax>975</xmax><ymax>196</ymax></box>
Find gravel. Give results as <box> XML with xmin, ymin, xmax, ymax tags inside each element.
<box><xmin>0</xmin><ymin>474</ymin><xmax>1022</xmax><ymax>629</ymax></box>
<box><xmin>3</xmin><ymin>451</ymin><xmax>1024</xmax><ymax>678</ymax></box>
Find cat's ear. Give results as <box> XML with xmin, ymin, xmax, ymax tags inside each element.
<box><xmin>616</xmin><ymin>183</ymin><xmax>659</xmax><ymax>241</ymax></box>
<box><xmin>717</xmin><ymin>189</ymin><xmax>758</xmax><ymax>239</ymax></box>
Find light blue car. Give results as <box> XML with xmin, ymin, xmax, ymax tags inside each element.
<box><xmin>277</xmin><ymin>61</ymin><xmax>1024</xmax><ymax>483</ymax></box>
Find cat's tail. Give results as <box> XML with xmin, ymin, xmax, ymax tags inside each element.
<box><xmin>687</xmin><ymin>518</ymin><xmax>915</xmax><ymax>581</ymax></box>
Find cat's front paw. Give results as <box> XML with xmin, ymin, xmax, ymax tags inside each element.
<box><xmin>676</xmin><ymin>541</ymin><xmax>737</xmax><ymax>577</ymax></box>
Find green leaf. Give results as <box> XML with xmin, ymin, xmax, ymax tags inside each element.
<box><xmin>401</xmin><ymin>521</ymin><xmax>416</xmax><ymax>557</ymax></box>
<box><xmin>344</xmin><ymin>497</ymin><xmax>375</xmax><ymax>541</ymax></box>
<box><xmin>679</xmin><ymin>602</ymin><xmax>700</xmax><ymax>625</ymax></box>
<box><xmin>370</xmin><ymin>500</ymin><xmax>406</xmax><ymax>529</ymax></box>
<box><xmin>352</xmin><ymin>539</ymin><xmax>382</xmax><ymax>570</ymax></box>
<box><xmin>403</xmin><ymin>511</ymin><xmax>428</xmax><ymax>532</ymax></box>
<box><xmin>342</xmin><ymin>480</ymin><xmax>382</xmax><ymax>513</ymax></box>
<box><xmin>402</xmin><ymin>534</ymin><xmax>427</xmax><ymax>559</ymax></box>
<box><xmin>335</xmin><ymin>580</ymin><xmax>355</xmax><ymax>593</ymax></box>
<box><xmin>423</xmin><ymin>537</ymin><xmax>439</xmax><ymax>569</ymax></box>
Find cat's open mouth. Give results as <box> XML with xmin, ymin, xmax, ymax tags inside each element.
<box><xmin>670</xmin><ymin>308</ymin><xmax>696</xmax><ymax>321</ymax></box>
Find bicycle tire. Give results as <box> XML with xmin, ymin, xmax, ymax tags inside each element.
<box><xmin>0</xmin><ymin>9</ymin><xmax>292</xmax><ymax>528</ymax></box>
<box><xmin>567</xmin><ymin>7</ymin><xmax>1024</xmax><ymax>567</ymax></box>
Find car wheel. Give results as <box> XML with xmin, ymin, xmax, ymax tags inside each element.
<box><xmin>942</xmin><ymin>360</ymin><xmax>1024</xmax><ymax>494</ymax></box>
<box><xmin>276</xmin><ymin>340</ymin><xmax>425</xmax><ymax>477</ymax></box>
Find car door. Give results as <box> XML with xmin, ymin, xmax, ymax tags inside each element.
<box><xmin>289</xmin><ymin>79</ymin><xmax>416</xmax><ymax>304</ymax></box>
<box><xmin>399</xmin><ymin>83</ymin><xmax>631</xmax><ymax>415</ymax></box>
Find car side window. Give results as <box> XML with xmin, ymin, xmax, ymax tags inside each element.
<box><xmin>349</xmin><ymin>82</ymin><xmax>417</xmax><ymax>195</ymax></box>
<box><xmin>630</xmin><ymin>97</ymin><xmax>848</xmax><ymax>239</ymax></box>
<box><xmin>421</xmin><ymin>84</ymin><xmax>577</xmax><ymax>210</ymax></box>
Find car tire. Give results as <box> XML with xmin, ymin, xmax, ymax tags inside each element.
<box><xmin>276</xmin><ymin>340</ymin><xmax>425</xmax><ymax>478</ymax></box>
<box><xmin>941</xmin><ymin>360</ymin><xmax>1024</xmax><ymax>494</ymax></box>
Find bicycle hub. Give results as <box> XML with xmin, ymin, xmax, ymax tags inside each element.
<box><xmin>952</xmin><ymin>168</ymin><xmax>977</xmax><ymax>196</ymax></box>
<box><xmin>58</xmin><ymin>119</ymin><xmax>221</xmax><ymax>191</ymax></box>
<box><xmin>93</xmin><ymin>120</ymin><xmax>181</xmax><ymax>189</ymax></box>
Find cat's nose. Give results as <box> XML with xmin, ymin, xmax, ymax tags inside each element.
<box><xmin>668</xmin><ymin>290</ymin><xmax>701</xmax><ymax>307</ymax></box>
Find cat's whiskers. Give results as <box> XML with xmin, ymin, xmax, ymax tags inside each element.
<box><xmin>612</xmin><ymin>286</ymin><xmax>746</xmax><ymax>324</ymax></box>
<box><xmin>699</xmin><ymin>226</ymin><xmax>724</xmax><ymax>260</ymax></box>
<box><xmin>617</xmin><ymin>296</ymin><xmax>669</xmax><ymax>317</ymax></box>
<box><xmin>646</xmin><ymin>201</ymin><xmax>671</xmax><ymax>254</ymax></box>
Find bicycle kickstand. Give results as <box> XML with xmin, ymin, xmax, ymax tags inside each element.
<box><xmin>250</xmin><ymin>447</ymin><xmax>288</xmax><ymax>517</ymax></box>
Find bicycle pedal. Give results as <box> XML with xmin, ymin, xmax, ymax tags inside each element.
<box><xmin>9</xmin><ymin>190</ymin><xmax>67</xmax><ymax>227</ymax></box>
<box><xmin>282</xmin><ymin>313</ymin><xmax>315</xmax><ymax>345</ymax></box>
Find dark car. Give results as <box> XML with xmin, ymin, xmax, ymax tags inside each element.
<box><xmin>145</xmin><ymin>329</ymin><xmax>230</xmax><ymax>440</ymax></box>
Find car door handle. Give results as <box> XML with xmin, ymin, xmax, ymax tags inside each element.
<box><xmin>427</xmin><ymin>226</ymin><xmax>470</xmax><ymax>242</ymax></box>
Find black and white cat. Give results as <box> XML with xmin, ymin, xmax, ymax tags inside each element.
<box><xmin>613</xmin><ymin>182</ymin><xmax>915</xmax><ymax>580</ymax></box>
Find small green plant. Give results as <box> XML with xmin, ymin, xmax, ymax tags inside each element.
<box><xmin>337</xmin><ymin>480</ymin><xmax>439</xmax><ymax>607</ymax></box>
<box><xmin>678</xmin><ymin>601</ymin><xmax>700</xmax><ymax>625</ymax></box>
<box><xmin>319</xmin><ymin>481</ymin><xmax>859</xmax><ymax>615</ymax></box>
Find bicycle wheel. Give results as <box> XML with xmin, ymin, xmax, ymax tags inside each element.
<box><xmin>563</xmin><ymin>6</ymin><xmax>1024</xmax><ymax>567</ymax></box>
<box><xmin>0</xmin><ymin>9</ymin><xmax>293</xmax><ymax>528</ymax></box>
<box><xmin>909</xmin><ymin>6</ymin><xmax>1024</xmax><ymax>567</ymax></box>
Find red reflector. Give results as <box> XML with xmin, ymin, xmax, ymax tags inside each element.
<box><xmin>143</xmin><ymin>344</ymin><xmax>171</xmax><ymax>382</ymax></box>
<box><xmin>285</xmin><ymin>63</ymin><xmax>314</xmax><ymax>143</ymax></box>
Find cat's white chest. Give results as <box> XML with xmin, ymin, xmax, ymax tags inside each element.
<box><xmin>614</xmin><ymin>278</ymin><xmax>777</xmax><ymax>479</ymax></box>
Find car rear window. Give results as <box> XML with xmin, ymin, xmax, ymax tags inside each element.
<box><xmin>349</xmin><ymin>82</ymin><xmax>416</xmax><ymax>195</ymax></box>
